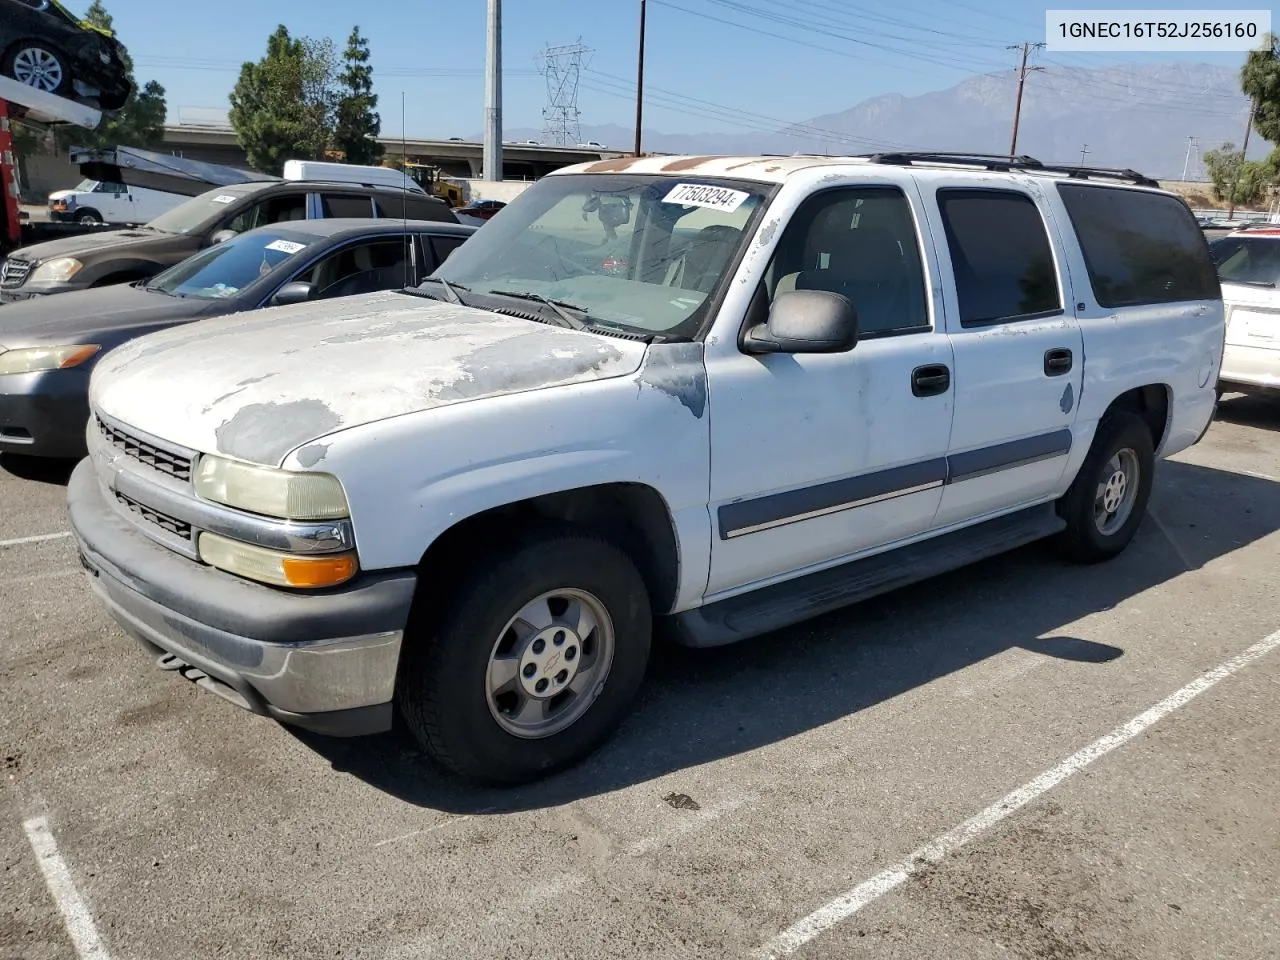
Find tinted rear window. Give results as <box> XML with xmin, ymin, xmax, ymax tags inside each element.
<box><xmin>1056</xmin><ymin>183</ymin><xmax>1220</xmax><ymax>307</ymax></box>
<box><xmin>936</xmin><ymin>188</ymin><xmax>1062</xmax><ymax>327</ymax></box>
<box><xmin>375</xmin><ymin>195</ymin><xmax>455</xmax><ymax>223</ymax></box>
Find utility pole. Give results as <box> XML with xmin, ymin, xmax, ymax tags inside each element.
<box><xmin>483</xmin><ymin>0</ymin><xmax>502</xmax><ymax>182</ymax></box>
<box><xmin>1181</xmin><ymin>135</ymin><xmax>1196</xmax><ymax>180</ymax></box>
<box><xmin>1079</xmin><ymin>143</ymin><xmax>1090</xmax><ymax>166</ymax></box>
<box><xmin>1227</xmin><ymin>98</ymin><xmax>1255</xmax><ymax>220</ymax></box>
<box><xmin>634</xmin><ymin>0</ymin><xmax>647</xmax><ymax>157</ymax></box>
<box><xmin>1008</xmin><ymin>41</ymin><xmax>1044</xmax><ymax>157</ymax></box>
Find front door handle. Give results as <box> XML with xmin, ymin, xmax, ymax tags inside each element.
<box><xmin>911</xmin><ymin>364</ymin><xmax>951</xmax><ymax>397</ymax></box>
<box><xmin>1044</xmin><ymin>348</ymin><xmax>1073</xmax><ymax>376</ymax></box>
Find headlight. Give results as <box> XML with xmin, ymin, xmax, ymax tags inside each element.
<box><xmin>193</xmin><ymin>454</ymin><xmax>350</xmax><ymax>520</ymax></box>
<box><xmin>197</xmin><ymin>532</ymin><xmax>357</xmax><ymax>589</ymax></box>
<box><xmin>0</xmin><ymin>345</ymin><xmax>100</xmax><ymax>375</ymax></box>
<box><xmin>30</xmin><ymin>258</ymin><xmax>84</xmax><ymax>284</ymax></box>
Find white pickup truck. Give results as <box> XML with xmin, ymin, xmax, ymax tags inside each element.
<box><xmin>67</xmin><ymin>152</ymin><xmax>1225</xmax><ymax>785</ymax></box>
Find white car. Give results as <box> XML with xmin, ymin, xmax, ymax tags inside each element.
<box><xmin>67</xmin><ymin>152</ymin><xmax>1223</xmax><ymax>786</ymax></box>
<box><xmin>48</xmin><ymin>178</ymin><xmax>184</xmax><ymax>225</ymax></box>
<box><xmin>1215</xmin><ymin>227</ymin><xmax>1280</xmax><ymax>397</ymax></box>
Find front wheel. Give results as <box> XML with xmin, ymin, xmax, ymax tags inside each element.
<box><xmin>1054</xmin><ymin>410</ymin><xmax>1155</xmax><ymax>563</ymax></box>
<box><xmin>397</xmin><ymin>528</ymin><xmax>652</xmax><ymax>785</ymax></box>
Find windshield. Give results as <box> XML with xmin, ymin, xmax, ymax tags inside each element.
<box><xmin>146</xmin><ymin>184</ymin><xmax>259</xmax><ymax>236</ymax></box>
<box><xmin>70</xmin><ymin>179</ymin><xmax>97</xmax><ymax>193</ymax></box>
<box><xmin>145</xmin><ymin>229</ymin><xmax>316</xmax><ymax>299</ymax></box>
<box><xmin>1218</xmin><ymin>237</ymin><xmax>1280</xmax><ymax>287</ymax></box>
<box><xmin>426</xmin><ymin>173</ymin><xmax>771</xmax><ymax>337</ymax></box>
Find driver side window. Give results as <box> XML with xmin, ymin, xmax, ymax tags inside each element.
<box><xmin>764</xmin><ymin>186</ymin><xmax>930</xmax><ymax>336</ymax></box>
<box><xmin>292</xmin><ymin>238</ymin><xmax>412</xmax><ymax>300</ymax></box>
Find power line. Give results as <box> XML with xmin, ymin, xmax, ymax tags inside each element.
<box><xmin>579</xmin><ymin>70</ymin><xmax>918</xmax><ymax>150</ymax></box>
<box><xmin>697</xmin><ymin>0</ymin><xmax>1020</xmax><ymax>72</ymax></box>
<box><xmin>648</xmin><ymin>0</ymin><xmax>1019</xmax><ymax>80</ymax></box>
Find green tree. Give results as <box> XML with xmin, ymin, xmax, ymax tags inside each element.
<box><xmin>229</xmin><ymin>26</ymin><xmax>338</xmax><ymax>174</ymax></box>
<box><xmin>53</xmin><ymin>1</ymin><xmax>167</xmax><ymax>151</ymax></box>
<box><xmin>1203</xmin><ymin>143</ymin><xmax>1268</xmax><ymax>206</ymax></box>
<box><xmin>334</xmin><ymin>27</ymin><xmax>383</xmax><ymax>166</ymax></box>
<box><xmin>1241</xmin><ymin>32</ymin><xmax>1280</xmax><ymax>145</ymax></box>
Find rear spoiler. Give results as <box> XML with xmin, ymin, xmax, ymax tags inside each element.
<box><xmin>69</xmin><ymin>146</ymin><xmax>278</xmax><ymax>197</ymax></box>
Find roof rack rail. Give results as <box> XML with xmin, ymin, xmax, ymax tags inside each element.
<box><xmin>861</xmin><ymin>151</ymin><xmax>1160</xmax><ymax>188</ymax></box>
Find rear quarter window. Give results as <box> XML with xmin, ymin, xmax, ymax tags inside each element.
<box><xmin>1056</xmin><ymin>183</ymin><xmax>1220</xmax><ymax>307</ymax></box>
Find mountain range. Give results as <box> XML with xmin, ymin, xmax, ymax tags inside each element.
<box><xmin>481</xmin><ymin>62</ymin><xmax>1270</xmax><ymax>180</ymax></box>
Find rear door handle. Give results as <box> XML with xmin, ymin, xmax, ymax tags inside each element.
<box><xmin>911</xmin><ymin>364</ymin><xmax>951</xmax><ymax>397</ymax></box>
<box><xmin>1044</xmin><ymin>348</ymin><xmax>1073</xmax><ymax>376</ymax></box>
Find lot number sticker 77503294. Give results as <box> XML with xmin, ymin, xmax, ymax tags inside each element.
<box><xmin>663</xmin><ymin>183</ymin><xmax>750</xmax><ymax>213</ymax></box>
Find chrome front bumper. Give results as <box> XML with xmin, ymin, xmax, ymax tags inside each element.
<box><xmin>67</xmin><ymin>456</ymin><xmax>418</xmax><ymax>737</ymax></box>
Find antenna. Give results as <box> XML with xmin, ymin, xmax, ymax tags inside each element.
<box><xmin>401</xmin><ymin>91</ymin><xmax>413</xmax><ymax>288</ymax></box>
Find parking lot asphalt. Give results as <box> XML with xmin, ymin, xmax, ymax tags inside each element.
<box><xmin>2</xmin><ymin>395</ymin><xmax>1279</xmax><ymax>960</ymax></box>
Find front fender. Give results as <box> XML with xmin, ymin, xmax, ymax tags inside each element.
<box><xmin>281</xmin><ymin>366</ymin><xmax>714</xmax><ymax>612</ymax></box>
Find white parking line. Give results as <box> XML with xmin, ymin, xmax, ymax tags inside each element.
<box><xmin>759</xmin><ymin>626</ymin><xmax>1280</xmax><ymax>959</ymax></box>
<box><xmin>22</xmin><ymin>815</ymin><xmax>111</xmax><ymax>960</ymax></box>
<box><xmin>0</xmin><ymin>531</ymin><xmax>72</xmax><ymax>548</ymax></box>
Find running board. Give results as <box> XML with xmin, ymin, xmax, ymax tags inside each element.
<box><xmin>670</xmin><ymin>504</ymin><xmax>1066</xmax><ymax>648</ymax></box>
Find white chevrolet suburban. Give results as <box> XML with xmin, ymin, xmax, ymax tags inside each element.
<box><xmin>67</xmin><ymin>152</ymin><xmax>1225</xmax><ymax>786</ymax></box>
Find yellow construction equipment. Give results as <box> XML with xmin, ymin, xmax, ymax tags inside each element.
<box><xmin>395</xmin><ymin>162</ymin><xmax>466</xmax><ymax>208</ymax></box>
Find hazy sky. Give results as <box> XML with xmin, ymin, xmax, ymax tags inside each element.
<box><xmin>94</xmin><ymin>0</ymin><xmax>1252</xmax><ymax>139</ymax></box>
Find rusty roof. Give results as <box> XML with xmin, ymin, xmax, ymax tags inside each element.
<box><xmin>546</xmin><ymin>154</ymin><xmax>871</xmax><ymax>183</ymax></box>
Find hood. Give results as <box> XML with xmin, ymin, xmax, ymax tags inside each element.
<box><xmin>8</xmin><ymin>228</ymin><xmax>178</xmax><ymax>263</ymax></box>
<box><xmin>0</xmin><ymin>283</ymin><xmax>216</xmax><ymax>348</ymax></box>
<box><xmin>90</xmin><ymin>291</ymin><xmax>650</xmax><ymax>466</ymax></box>
<box><xmin>48</xmin><ymin>189</ymin><xmax>78</xmax><ymax>202</ymax></box>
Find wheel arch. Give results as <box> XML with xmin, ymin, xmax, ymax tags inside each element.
<box><xmin>1099</xmin><ymin>383</ymin><xmax>1171</xmax><ymax>455</ymax></box>
<box><xmin>409</xmin><ymin>481</ymin><xmax>682</xmax><ymax>628</ymax></box>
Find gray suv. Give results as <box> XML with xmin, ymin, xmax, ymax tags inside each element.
<box><xmin>0</xmin><ymin>178</ymin><xmax>457</xmax><ymax>303</ymax></box>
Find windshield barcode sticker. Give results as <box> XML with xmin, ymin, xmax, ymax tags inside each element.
<box><xmin>662</xmin><ymin>183</ymin><xmax>749</xmax><ymax>213</ymax></box>
<box><xmin>211</xmin><ymin>195</ymin><xmax>237</xmax><ymax>204</ymax></box>
<box><xmin>265</xmin><ymin>240</ymin><xmax>306</xmax><ymax>254</ymax></box>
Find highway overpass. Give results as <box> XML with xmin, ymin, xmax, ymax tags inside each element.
<box><xmin>159</xmin><ymin>126</ymin><xmax>632</xmax><ymax>180</ymax></box>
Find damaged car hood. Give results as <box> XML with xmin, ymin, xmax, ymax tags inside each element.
<box><xmin>89</xmin><ymin>290</ymin><xmax>649</xmax><ymax>466</ymax></box>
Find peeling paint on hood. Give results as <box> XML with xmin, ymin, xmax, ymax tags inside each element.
<box><xmin>89</xmin><ymin>290</ymin><xmax>648</xmax><ymax>466</ymax></box>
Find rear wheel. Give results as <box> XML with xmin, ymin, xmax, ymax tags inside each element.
<box><xmin>5</xmin><ymin>43</ymin><xmax>69</xmax><ymax>97</ymax></box>
<box><xmin>1055</xmin><ymin>410</ymin><xmax>1154</xmax><ymax>563</ymax></box>
<box><xmin>396</xmin><ymin>527</ymin><xmax>652</xmax><ymax>785</ymax></box>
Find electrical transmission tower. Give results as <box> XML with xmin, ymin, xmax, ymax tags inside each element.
<box><xmin>537</xmin><ymin>39</ymin><xmax>592</xmax><ymax>146</ymax></box>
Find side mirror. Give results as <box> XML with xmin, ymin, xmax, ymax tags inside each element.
<box><xmin>209</xmin><ymin>229</ymin><xmax>238</xmax><ymax>245</ymax></box>
<box><xmin>271</xmin><ymin>281</ymin><xmax>315</xmax><ymax>306</ymax></box>
<box><xmin>742</xmin><ymin>289</ymin><xmax>858</xmax><ymax>355</ymax></box>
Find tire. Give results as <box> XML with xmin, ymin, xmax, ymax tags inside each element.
<box><xmin>397</xmin><ymin>527</ymin><xmax>653</xmax><ymax>786</ymax></box>
<box><xmin>4</xmin><ymin>42</ymin><xmax>69</xmax><ymax>97</ymax></box>
<box><xmin>1054</xmin><ymin>410</ymin><xmax>1155</xmax><ymax>564</ymax></box>
<box><xmin>76</xmin><ymin>209</ymin><xmax>103</xmax><ymax>226</ymax></box>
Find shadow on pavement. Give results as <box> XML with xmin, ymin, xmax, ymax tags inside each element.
<box><xmin>1215</xmin><ymin>393</ymin><xmax>1280</xmax><ymax>434</ymax></box>
<box><xmin>0</xmin><ymin>453</ymin><xmax>78</xmax><ymax>486</ymax></box>
<box><xmin>295</xmin><ymin>458</ymin><xmax>1280</xmax><ymax>813</ymax></box>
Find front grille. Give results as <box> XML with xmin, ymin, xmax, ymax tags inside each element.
<box><xmin>1</xmin><ymin>258</ymin><xmax>31</xmax><ymax>289</ymax></box>
<box><xmin>96</xmin><ymin>415</ymin><xmax>193</xmax><ymax>482</ymax></box>
<box><xmin>115</xmin><ymin>492</ymin><xmax>193</xmax><ymax>542</ymax></box>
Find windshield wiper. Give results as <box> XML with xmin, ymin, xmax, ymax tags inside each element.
<box><xmin>1224</xmin><ymin>279</ymin><xmax>1277</xmax><ymax>288</ymax></box>
<box><xmin>487</xmin><ymin>289</ymin><xmax>588</xmax><ymax>330</ymax></box>
<box><xmin>411</xmin><ymin>276</ymin><xmax>470</xmax><ymax>304</ymax></box>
